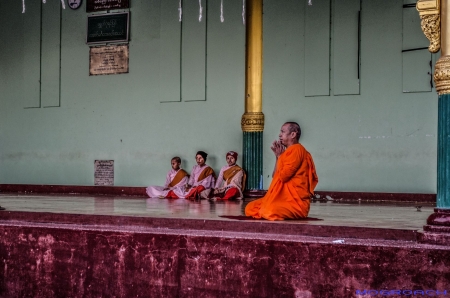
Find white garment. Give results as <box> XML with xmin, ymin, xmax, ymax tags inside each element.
<box><xmin>171</xmin><ymin>164</ymin><xmax>215</xmax><ymax>199</ymax></box>
<box><xmin>214</xmin><ymin>164</ymin><xmax>244</xmax><ymax>199</ymax></box>
<box><xmin>146</xmin><ymin>168</ymin><xmax>188</xmax><ymax>198</ymax></box>
<box><xmin>187</xmin><ymin>164</ymin><xmax>215</xmax><ymax>188</ymax></box>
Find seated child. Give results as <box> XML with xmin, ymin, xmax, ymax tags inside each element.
<box><xmin>212</xmin><ymin>151</ymin><xmax>245</xmax><ymax>200</ymax></box>
<box><xmin>146</xmin><ymin>156</ymin><xmax>189</xmax><ymax>198</ymax></box>
<box><xmin>167</xmin><ymin>151</ymin><xmax>216</xmax><ymax>200</ymax></box>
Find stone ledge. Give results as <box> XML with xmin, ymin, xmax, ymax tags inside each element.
<box><xmin>0</xmin><ymin>210</ymin><xmax>419</xmax><ymax>241</ymax></box>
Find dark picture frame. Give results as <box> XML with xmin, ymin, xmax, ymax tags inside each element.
<box><xmin>86</xmin><ymin>12</ymin><xmax>130</xmax><ymax>45</ymax></box>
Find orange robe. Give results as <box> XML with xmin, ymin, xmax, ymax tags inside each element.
<box><xmin>245</xmin><ymin>143</ymin><xmax>318</xmax><ymax>221</ymax></box>
<box><xmin>167</xmin><ymin>169</ymin><xmax>189</xmax><ymax>188</ymax></box>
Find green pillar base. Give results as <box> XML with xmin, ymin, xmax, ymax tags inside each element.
<box><xmin>243</xmin><ymin>132</ymin><xmax>263</xmax><ymax>190</ymax></box>
<box><xmin>437</xmin><ymin>94</ymin><xmax>450</xmax><ymax>209</ymax></box>
<box><xmin>420</xmin><ymin>209</ymin><xmax>450</xmax><ymax>245</ymax></box>
<box><xmin>421</xmin><ymin>94</ymin><xmax>450</xmax><ymax>245</ymax></box>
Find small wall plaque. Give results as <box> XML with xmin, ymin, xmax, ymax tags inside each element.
<box><xmin>94</xmin><ymin>160</ymin><xmax>114</xmax><ymax>186</ymax></box>
<box><xmin>86</xmin><ymin>0</ymin><xmax>130</xmax><ymax>12</ymax></box>
<box><xmin>86</xmin><ymin>12</ymin><xmax>129</xmax><ymax>45</ymax></box>
<box><xmin>89</xmin><ymin>44</ymin><xmax>129</xmax><ymax>76</ymax></box>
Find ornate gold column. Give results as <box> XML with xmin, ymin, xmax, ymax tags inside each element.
<box><xmin>242</xmin><ymin>0</ymin><xmax>264</xmax><ymax>132</ymax></box>
<box><xmin>417</xmin><ymin>0</ymin><xmax>450</xmax><ymax>245</ymax></box>
<box><xmin>242</xmin><ymin>0</ymin><xmax>265</xmax><ymax>191</ymax></box>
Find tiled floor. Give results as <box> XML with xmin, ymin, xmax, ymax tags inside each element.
<box><xmin>0</xmin><ymin>194</ymin><xmax>434</xmax><ymax>231</ymax></box>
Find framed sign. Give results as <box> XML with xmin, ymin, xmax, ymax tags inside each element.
<box><xmin>89</xmin><ymin>44</ymin><xmax>129</xmax><ymax>76</ymax></box>
<box><xmin>86</xmin><ymin>12</ymin><xmax>129</xmax><ymax>44</ymax></box>
<box><xmin>94</xmin><ymin>160</ymin><xmax>114</xmax><ymax>186</ymax></box>
<box><xmin>86</xmin><ymin>0</ymin><xmax>130</xmax><ymax>12</ymax></box>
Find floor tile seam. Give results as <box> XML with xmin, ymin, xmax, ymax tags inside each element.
<box><xmin>0</xmin><ymin>220</ymin><xmax>447</xmax><ymax>250</ymax></box>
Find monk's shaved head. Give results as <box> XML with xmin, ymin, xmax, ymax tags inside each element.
<box><xmin>284</xmin><ymin>122</ymin><xmax>301</xmax><ymax>141</ymax></box>
<box><xmin>171</xmin><ymin>157</ymin><xmax>181</xmax><ymax>164</ymax></box>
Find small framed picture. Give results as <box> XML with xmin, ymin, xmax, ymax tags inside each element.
<box><xmin>86</xmin><ymin>12</ymin><xmax>130</xmax><ymax>44</ymax></box>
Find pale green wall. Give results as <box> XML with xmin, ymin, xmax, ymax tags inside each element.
<box><xmin>263</xmin><ymin>0</ymin><xmax>437</xmax><ymax>193</ymax></box>
<box><xmin>0</xmin><ymin>0</ymin><xmax>438</xmax><ymax>193</ymax></box>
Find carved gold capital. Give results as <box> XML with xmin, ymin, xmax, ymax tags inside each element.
<box><xmin>241</xmin><ymin>112</ymin><xmax>265</xmax><ymax>132</ymax></box>
<box><xmin>434</xmin><ymin>55</ymin><xmax>450</xmax><ymax>94</ymax></box>
<box><xmin>417</xmin><ymin>0</ymin><xmax>441</xmax><ymax>53</ymax></box>
<box><xmin>421</xmin><ymin>14</ymin><xmax>441</xmax><ymax>52</ymax></box>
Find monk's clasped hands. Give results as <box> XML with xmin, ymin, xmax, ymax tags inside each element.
<box><xmin>271</xmin><ymin>140</ymin><xmax>286</xmax><ymax>158</ymax></box>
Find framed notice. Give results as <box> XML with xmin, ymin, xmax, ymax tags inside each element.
<box><xmin>89</xmin><ymin>44</ymin><xmax>129</xmax><ymax>75</ymax></box>
<box><xmin>86</xmin><ymin>12</ymin><xmax>129</xmax><ymax>44</ymax></box>
<box><xmin>94</xmin><ymin>160</ymin><xmax>114</xmax><ymax>186</ymax></box>
<box><xmin>86</xmin><ymin>0</ymin><xmax>130</xmax><ymax>12</ymax></box>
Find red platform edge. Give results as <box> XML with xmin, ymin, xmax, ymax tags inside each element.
<box><xmin>0</xmin><ymin>184</ymin><xmax>436</xmax><ymax>202</ymax></box>
<box><xmin>0</xmin><ymin>184</ymin><xmax>147</xmax><ymax>196</ymax></box>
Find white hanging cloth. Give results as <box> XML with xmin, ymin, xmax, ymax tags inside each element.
<box><xmin>22</xmin><ymin>0</ymin><xmax>26</xmax><ymax>13</ymax></box>
<box><xmin>242</xmin><ymin>0</ymin><xmax>245</xmax><ymax>25</ymax></box>
<box><xmin>178</xmin><ymin>0</ymin><xmax>183</xmax><ymax>22</ymax></box>
<box><xmin>308</xmin><ymin>0</ymin><xmax>312</xmax><ymax>5</ymax></box>
<box><xmin>220</xmin><ymin>0</ymin><xmax>224</xmax><ymax>23</ymax></box>
<box><xmin>61</xmin><ymin>0</ymin><xmax>66</xmax><ymax>9</ymax></box>
<box><xmin>199</xmin><ymin>0</ymin><xmax>203</xmax><ymax>22</ymax></box>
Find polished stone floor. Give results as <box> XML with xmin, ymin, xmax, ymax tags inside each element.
<box><xmin>0</xmin><ymin>193</ymin><xmax>434</xmax><ymax>231</ymax></box>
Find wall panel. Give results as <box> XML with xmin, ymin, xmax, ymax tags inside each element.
<box><xmin>402</xmin><ymin>49</ymin><xmax>432</xmax><ymax>93</ymax></box>
<box><xmin>333</xmin><ymin>0</ymin><xmax>360</xmax><ymax>95</ymax></box>
<box><xmin>160</xmin><ymin>0</ymin><xmax>181</xmax><ymax>103</ymax></box>
<box><xmin>41</xmin><ymin>1</ymin><xmax>61</xmax><ymax>108</ymax></box>
<box><xmin>402</xmin><ymin>5</ymin><xmax>432</xmax><ymax>93</ymax></box>
<box><xmin>305</xmin><ymin>0</ymin><xmax>330</xmax><ymax>97</ymax></box>
<box><xmin>182</xmin><ymin>0</ymin><xmax>207</xmax><ymax>101</ymax></box>
<box><xmin>22</xmin><ymin>0</ymin><xmax>41</xmax><ymax>108</ymax></box>
<box><xmin>402</xmin><ymin>5</ymin><xmax>428</xmax><ymax>50</ymax></box>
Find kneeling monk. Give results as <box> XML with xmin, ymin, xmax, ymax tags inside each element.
<box><xmin>245</xmin><ymin>122</ymin><xmax>318</xmax><ymax>220</ymax></box>
<box><xmin>167</xmin><ymin>151</ymin><xmax>216</xmax><ymax>200</ymax></box>
<box><xmin>212</xmin><ymin>151</ymin><xmax>245</xmax><ymax>200</ymax></box>
<box><xmin>146</xmin><ymin>156</ymin><xmax>189</xmax><ymax>198</ymax></box>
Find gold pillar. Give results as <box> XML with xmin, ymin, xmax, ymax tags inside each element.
<box><xmin>241</xmin><ymin>0</ymin><xmax>264</xmax><ymax>132</ymax></box>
